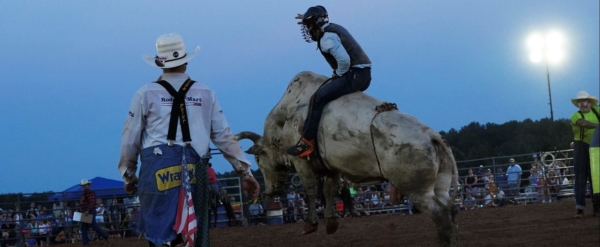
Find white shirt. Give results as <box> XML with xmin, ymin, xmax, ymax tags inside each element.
<box><xmin>118</xmin><ymin>73</ymin><xmax>252</xmax><ymax>179</ymax></box>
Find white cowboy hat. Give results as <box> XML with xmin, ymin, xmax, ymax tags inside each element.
<box><xmin>79</xmin><ymin>179</ymin><xmax>92</xmax><ymax>186</ymax></box>
<box><xmin>142</xmin><ymin>33</ymin><xmax>200</xmax><ymax>69</ymax></box>
<box><xmin>571</xmin><ymin>91</ymin><xmax>598</xmax><ymax>107</ymax></box>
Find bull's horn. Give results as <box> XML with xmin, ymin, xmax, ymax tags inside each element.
<box><xmin>235</xmin><ymin>131</ymin><xmax>263</xmax><ymax>144</ymax></box>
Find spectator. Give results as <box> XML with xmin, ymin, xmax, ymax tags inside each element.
<box><xmin>464</xmin><ymin>193</ymin><xmax>476</xmax><ymax>210</ymax></box>
<box><xmin>107</xmin><ymin>199</ymin><xmax>122</xmax><ymax>231</ymax></box>
<box><xmin>544</xmin><ymin>170</ymin><xmax>561</xmax><ymax>203</ymax></box>
<box><xmin>484</xmin><ymin>189</ymin><xmax>496</xmax><ymax>208</ymax></box>
<box><xmin>506</xmin><ymin>158</ymin><xmax>522</xmax><ymax>197</ymax></box>
<box><xmin>454</xmin><ymin>195</ymin><xmax>465</xmax><ymax>211</ymax></box>
<box><xmin>78</xmin><ymin>179</ymin><xmax>110</xmax><ymax>245</ymax></box>
<box><xmin>51</xmin><ymin>199</ymin><xmax>64</xmax><ymax>222</ymax></box>
<box><xmin>399</xmin><ymin>193</ymin><xmax>414</xmax><ymax>215</ymax></box>
<box><xmin>368</xmin><ymin>186</ymin><xmax>382</xmax><ymax>209</ymax></box>
<box><xmin>464</xmin><ymin>169</ymin><xmax>478</xmax><ymax>196</ymax></box>
<box><xmin>37</xmin><ymin>220</ymin><xmax>50</xmax><ymax>246</ymax></box>
<box><xmin>24</xmin><ymin>232</ymin><xmax>37</xmax><ymax>247</ymax></box>
<box><xmin>128</xmin><ymin>205</ymin><xmax>140</xmax><ymax>236</ymax></box>
<box><xmin>528</xmin><ymin>168</ymin><xmax>541</xmax><ymax>193</ymax></box>
<box><xmin>26</xmin><ymin>203</ymin><xmax>38</xmax><ymax>218</ymax></box>
<box><xmin>95</xmin><ymin>203</ymin><xmax>106</xmax><ymax>224</ymax></box>
<box><xmin>495</xmin><ymin>167</ymin><xmax>508</xmax><ymax>192</ymax></box>
<box><xmin>569</xmin><ymin>91</ymin><xmax>599</xmax><ymax>217</ymax></box>
<box><xmin>352</xmin><ymin>195</ymin><xmax>370</xmax><ymax>216</ymax></box>
<box><xmin>248</xmin><ymin>201</ymin><xmax>264</xmax><ymax>226</ymax></box>
<box><xmin>487</xmin><ymin>175</ymin><xmax>497</xmax><ymax>196</ymax></box>
<box><xmin>555</xmin><ymin>160</ymin><xmax>567</xmax><ymax>177</ymax></box>
<box><xmin>207</xmin><ymin>163</ymin><xmax>222</xmax><ymax>205</ymax></box>
<box><xmin>63</xmin><ymin>204</ymin><xmax>73</xmax><ymax>241</ymax></box>
<box><xmin>286</xmin><ymin>188</ymin><xmax>297</xmax><ymax>223</ymax></box>
<box><xmin>296</xmin><ymin>192</ymin><xmax>306</xmax><ymax>221</ymax></box>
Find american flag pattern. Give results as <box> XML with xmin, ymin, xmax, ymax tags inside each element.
<box><xmin>175</xmin><ymin>151</ymin><xmax>206</xmax><ymax>246</ymax></box>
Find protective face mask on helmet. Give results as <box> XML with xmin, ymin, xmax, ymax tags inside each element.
<box><xmin>301</xmin><ymin>25</ymin><xmax>315</xmax><ymax>43</ymax></box>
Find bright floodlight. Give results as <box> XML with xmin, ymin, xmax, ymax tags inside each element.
<box><xmin>546</xmin><ymin>31</ymin><xmax>564</xmax><ymax>50</ymax></box>
<box><xmin>546</xmin><ymin>49</ymin><xmax>564</xmax><ymax>63</ymax></box>
<box><xmin>529</xmin><ymin>50</ymin><xmax>543</xmax><ymax>63</ymax></box>
<box><xmin>527</xmin><ymin>30</ymin><xmax>565</xmax><ymax>64</ymax></box>
<box><xmin>528</xmin><ymin>34</ymin><xmax>545</xmax><ymax>50</ymax></box>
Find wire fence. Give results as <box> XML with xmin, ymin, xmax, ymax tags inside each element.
<box><xmin>0</xmin><ymin>149</ymin><xmax>584</xmax><ymax>246</ymax></box>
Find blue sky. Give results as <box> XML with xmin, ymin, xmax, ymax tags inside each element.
<box><xmin>0</xmin><ymin>1</ymin><xmax>598</xmax><ymax>194</ymax></box>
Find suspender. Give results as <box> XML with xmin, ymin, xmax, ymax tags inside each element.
<box><xmin>578</xmin><ymin>107</ymin><xmax>600</xmax><ymax>140</ymax></box>
<box><xmin>155</xmin><ymin>78</ymin><xmax>196</xmax><ymax>147</ymax></box>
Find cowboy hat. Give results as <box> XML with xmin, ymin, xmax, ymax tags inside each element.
<box><xmin>79</xmin><ymin>179</ymin><xmax>92</xmax><ymax>186</ymax></box>
<box><xmin>571</xmin><ymin>91</ymin><xmax>599</xmax><ymax>108</ymax></box>
<box><xmin>142</xmin><ymin>33</ymin><xmax>200</xmax><ymax>69</ymax></box>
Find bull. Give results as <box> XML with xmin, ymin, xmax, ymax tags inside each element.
<box><xmin>236</xmin><ymin>71</ymin><xmax>459</xmax><ymax>246</ymax></box>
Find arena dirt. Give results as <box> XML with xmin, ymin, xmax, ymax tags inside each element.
<box><xmin>83</xmin><ymin>198</ymin><xmax>599</xmax><ymax>247</ymax></box>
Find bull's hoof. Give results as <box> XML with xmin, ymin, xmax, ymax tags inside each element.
<box><xmin>325</xmin><ymin>218</ymin><xmax>339</xmax><ymax>234</ymax></box>
<box><xmin>302</xmin><ymin>222</ymin><xmax>318</xmax><ymax>235</ymax></box>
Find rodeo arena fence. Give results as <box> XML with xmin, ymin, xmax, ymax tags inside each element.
<box><xmin>0</xmin><ymin>149</ymin><xmax>582</xmax><ymax>246</ymax></box>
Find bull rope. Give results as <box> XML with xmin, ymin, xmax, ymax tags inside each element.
<box><xmin>369</xmin><ymin>102</ymin><xmax>399</xmax><ymax>177</ymax></box>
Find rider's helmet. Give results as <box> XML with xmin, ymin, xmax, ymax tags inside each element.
<box><xmin>301</xmin><ymin>5</ymin><xmax>329</xmax><ymax>43</ymax></box>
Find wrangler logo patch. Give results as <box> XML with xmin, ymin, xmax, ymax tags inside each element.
<box><xmin>155</xmin><ymin>164</ymin><xmax>197</xmax><ymax>191</ymax></box>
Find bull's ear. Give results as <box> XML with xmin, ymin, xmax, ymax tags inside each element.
<box><xmin>245</xmin><ymin>145</ymin><xmax>265</xmax><ymax>155</ymax></box>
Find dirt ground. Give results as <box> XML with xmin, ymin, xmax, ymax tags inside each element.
<box><xmin>82</xmin><ymin>198</ymin><xmax>598</xmax><ymax>247</ymax></box>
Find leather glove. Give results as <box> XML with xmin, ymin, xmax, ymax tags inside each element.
<box><xmin>242</xmin><ymin>176</ymin><xmax>261</xmax><ymax>200</ymax></box>
<box><xmin>124</xmin><ymin>175</ymin><xmax>139</xmax><ymax>194</ymax></box>
<box><xmin>331</xmin><ymin>71</ymin><xmax>340</xmax><ymax>79</ymax></box>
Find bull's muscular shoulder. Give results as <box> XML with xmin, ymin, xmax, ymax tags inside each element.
<box><xmin>286</xmin><ymin>71</ymin><xmax>329</xmax><ymax>96</ymax></box>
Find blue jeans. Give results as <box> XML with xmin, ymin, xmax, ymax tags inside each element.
<box><xmin>80</xmin><ymin>210</ymin><xmax>109</xmax><ymax>245</ymax></box>
<box><xmin>138</xmin><ymin>144</ymin><xmax>202</xmax><ymax>245</ymax></box>
<box><xmin>302</xmin><ymin>67</ymin><xmax>371</xmax><ymax>140</ymax></box>
<box><xmin>573</xmin><ymin>141</ymin><xmax>598</xmax><ymax>210</ymax></box>
<box><xmin>210</xmin><ymin>183</ymin><xmax>221</xmax><ymax>201</ymax></box>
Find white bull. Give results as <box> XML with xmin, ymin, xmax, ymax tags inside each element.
<box><xmin>236</xmin><ymin>71</ymin><xmax>459</xmax><ymax>246</ymax></box>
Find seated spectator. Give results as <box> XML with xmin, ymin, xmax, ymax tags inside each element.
<box><xmin>352</xmin><ymin>196</ymin><xmax>370</xmax><ymax>216</ymax></box>
<box><xmin>25</xmin><ymin>232</ymin><xmax>38</xmax><ymax>247</ymax></box>
<box><xmin>528</xmin><ymin>168</ymin><xmax>541</xmax><ymax>192</ymax></box>
<box><xmin>464</xmin><ymin>169</ymin><xmax>478</xmax><ymax>196</ymax></box>
<box><xmin>37</xmin><ymin>220</ymin><xmax>50</xmax><ymax>246</ymax></box>
<box><xmin>248</xmin><ymin>201</ymin><xmax>264</xmax><ymax>226</ymax></box>
<box><xmin>382</xmin><ymin>191</ymin><xmax>393</xmax><ymax>208</ymax></box>
<box><xmin>368</xmin><ymin>186</ymin><xmax>382</xmax><ymax>209</ymax></box>
<box><xmin>454</xmin><ymin>195</ymin><xmax>465</xmax><ymax>211</ymax></box>
<box><xmin>543</xmin><ymin>170</ymin><xmax>561</xmax><ymax>203</ymax></box>
<box><xmin>486</xmin><ymin>175</ymin><xmax>497</xmax><ymax>196</ymax></box>
<box><xmin>484</xmin><ymin>189</ymin><xmax>496</xmax><ymax>207</ymax></box>
<box><xmin>315</xmin><ymin>198</ymin><xmax>324</xmax><ymax>219</ymax></box>
<box><xmin>464</xmin><ymin>193</ymin><xmax>476</xmax><ymax>210</ymax></box>
<box><xmin>399</xmin><ymin>193</ymin><xmax>414</xmax><ymax>215</ymax></box>
<box><xmin>286</xmin><ymin>189</ymin><xmax>297</xmax><ymax>223</ymax></box>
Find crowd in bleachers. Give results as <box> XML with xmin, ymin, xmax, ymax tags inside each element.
<box><xmin>454</xmin><ymin>153</ymin><xmax>579</xmax><ymax>210</ymax></box>
<box><xmin>0</xmin><ymin>196</ymin><xmax>139</xmax><ymax>247</ymax></box>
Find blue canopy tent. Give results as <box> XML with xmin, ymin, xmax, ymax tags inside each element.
<box><xmin>48</xmin><ymin>177</ymin><xmax>127</xmax><ymax>201</ymax></box>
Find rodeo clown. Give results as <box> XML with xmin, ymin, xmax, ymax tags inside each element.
<box><xmin>118</xmin><ymin>33</ymin><xmax>260</xmax><ymax>247</ymax></box>
<box><xmin>286</xmin><ymin>5</ymin><xmax>372</xmax><ymax>158</ymax></box>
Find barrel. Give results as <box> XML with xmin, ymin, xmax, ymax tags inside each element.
<box><xmin>265</xmin><ymin>201</ymin><xmax>284</xmax><ymax>225</ymax></box>
<box><xmin>590</xmin><ymin>128</ymin><xmax>600</xmax><ymax>194</ymax></box>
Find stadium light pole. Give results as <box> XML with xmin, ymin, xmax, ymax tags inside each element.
<box><xmin>527</xmin><ymin>31</ymin><xmax>565</xmax><ymax>122</ymax></box>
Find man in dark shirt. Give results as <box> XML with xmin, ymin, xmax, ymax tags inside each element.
<box><xmin>78</xmin><ymin>179</ymin><xmax>109</xmax><ymax>245</ymax></box>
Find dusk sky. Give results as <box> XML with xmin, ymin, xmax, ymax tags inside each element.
<box><xmin>0</xmin><ymin>1</ymin><xmax>598</xmax><ymax>194</ymax></box>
